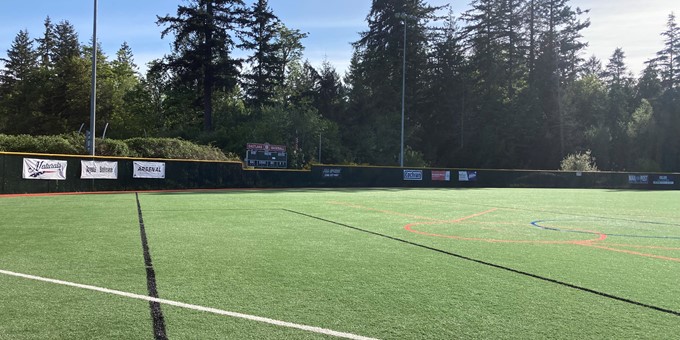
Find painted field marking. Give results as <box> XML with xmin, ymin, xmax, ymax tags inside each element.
<box><xmin>329</xmin><ymin>201</ymin><xmax>680</xmax><ymax>259</ymax></box>
<box><xmin>582</xmin><ymin>244</ymin><xmax>680</xmax><ymax>263</ymax></box>
<box><xmin>0</xmin><ymin>269</ymin><xmax>379</xmax><ymax>340</ymax></box>
<box><xmin>286</xmin><ymin>209</ymin><xmax>680</xmax><ymax>318</ymax></box>
<box><xmin>329</xmin><ymin>201</ymin><xmax>446</xmax><ymax>222</ymax></box>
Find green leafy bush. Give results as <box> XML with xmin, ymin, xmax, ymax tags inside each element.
<box><xmin>0</xmin><ymin>134</ymin><xmax>81</xmax><ymax>155</ymax></box>
<box><xmin>560</xmin><ymin>150</ymin><xmax>599</xmax><ymax>172</ymax></box>
<box><xmin>0</xmin><ymin>133</ymin><xmax>239</xmax><ymax>161</ymax></box>
<box><xmin>98</xmin><ymin>139</ymin><xmax>135</xmax><ymax>157</ymax></box>
<box><xmin>124</xmin><ymin>137</ymin><xmax>231</xmax><ymax>161</ymax></box>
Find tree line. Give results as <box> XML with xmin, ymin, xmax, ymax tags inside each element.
<box><xmin>1</xmin><ymin>0</ymin><xmax>679</xmax><ymax>171</ymax></box>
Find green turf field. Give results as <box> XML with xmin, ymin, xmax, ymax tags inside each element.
<box><xmin>1</xmin><ymin>188</ymin><xmax>679</xmax><ymax>339</ymax></box>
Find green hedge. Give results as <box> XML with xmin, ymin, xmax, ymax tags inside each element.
<box><xmin>0</xmin><ymin>133</ymin><xmax>239</xmax><ymax>161</ymax></box>
<box><xmin>0</xmin><ymin>134</ymin><xmax>81</xmax><ymax>155</ymax></box>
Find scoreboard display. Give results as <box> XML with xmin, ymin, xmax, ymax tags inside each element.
<box><xmin>245</xmin><ymin>143</ymin><xmax>287</xmax><ymax>168</ymax></box>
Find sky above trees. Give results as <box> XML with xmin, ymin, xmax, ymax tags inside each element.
<box><xmin>0</xmin><ymin>0</ymin><xmax>678</xmax><ymax>75</ymax></box>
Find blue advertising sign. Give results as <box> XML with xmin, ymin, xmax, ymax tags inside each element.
<box><xmin>628</xmin><ymin>175</ymin><xmax>649</xmax><ymax>184</ymax></box>
<box><xmin>403</xmin><ymin>169</ymin><xmax>423</xmax><ymax>181</ymax></box>
<box><xmin>322</xmin><ymin>168</ymin><xmax>342</xmax><ymax>178</ymax></box>
<box><xmin>652</xmin><ymin>175</ymin><xmax>675</xmax><ymax>185</ymax></box>
<box><xmin>458</xmin><ymin>171</ymin><xmax>478</xmax><ymax>182</ymax></box>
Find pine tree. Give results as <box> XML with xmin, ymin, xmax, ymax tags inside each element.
<box><xmin>580</xmin><ymin>55</ymin><xmax>602</xmax><ymax>77</ymax></box>
<box><xmin>0</xmin><ymin>29</ymin><xmax>41</xmax><ymax>134</ymax></box>
<box><xmin>0</xmin><ymin>30</ymin><xmax>38</xmax><ymax>86</ymax></box>
<box><xmin>655</xmin><ymin>13</ymin><xmax>680</xmax><ymax>89</ymax></box>
<box><xmin>349</xmin><ymin>0</ymin><xmax>439</xmax><ymax>165</ymax></box>
<box><xmin>421</xmin><ymin>10</ymin><xmax>467</xmax><ymax>166</ymax></box>
<box><xmin>106</xmin><ymin>42</ymin><xmax>143</xmax><ymax>137</ymax></box>
<box><xmin>36</xmin><ymin>17</ymin><xmax>56</xmax><ymax>68</ymax></box>
<box><xmin>47</xmin><ymin>20</ymin><xmax>88</xmax><ymax>133</ymax></box>
<box><xmin>157</xmin><ymin>0</ymin><xmax>247</xmax><ymax>131</ymax></box>
<box><xmin>52</xmin><ymin>20</ymin><xmax>81</xmax><ymax>65</ymax></box>
<box><xmin>636</xmin><ymin>61</ymin><xmax>662</xmax><ymax>102</ymax></box>
<box><xmin>531</xmin><ymin>0</ymin><xmax>590</xmax><ymax>167</ymax></box>
<box><xmin>241</xmin><ymin>0</ymin><xmax>283</xmax><ymax>106</ymax></box>
<box><xmin>603</xmin><ymin>48</ymin><xmax>628</xmax><ymax>87</ymax></box>
<box><xmin>603</xmin><ymin>48</ymin><xmax>635</xmax><ymax>169</ymax></box>
<box><xmin>315</xmin><ymin>59</ymin><xmax>345</xmax><ymax>123</ymax></box>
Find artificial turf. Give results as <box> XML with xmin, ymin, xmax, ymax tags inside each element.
<box><xmin>1</xmin><ymin>188</ymin><xmax>679</xmax><ymax>339</ymax></box>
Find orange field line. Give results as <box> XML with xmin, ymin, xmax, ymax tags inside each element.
<box><xmin>581</xmin><ymin>244</ymin><xmax>680</xmax><ymax>263</ymax></box>
<box><xmin>328</xmin><ymin>201</ymin><xmax>447</xmax><ymax>222</ymax></box>
<box><xmin>593</xmin><ymin>243</ymin><xmax>680</xmax><ymax>251</ymax></box>
<box><xmin>328</xmin><ymin>201</ymin><xmax>680</xmax><ymax>262</ymax></box>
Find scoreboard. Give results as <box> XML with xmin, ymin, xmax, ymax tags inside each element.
<box><xmin>245</xmin><ymin>143</ymin><xmax>287</xmax><ymax>168</ymax></box>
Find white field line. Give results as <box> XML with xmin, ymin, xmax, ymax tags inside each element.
<box><xmin>0</xmin><ymin>269</ymin><xmax>379</xmax><ymax>340</ymax></box>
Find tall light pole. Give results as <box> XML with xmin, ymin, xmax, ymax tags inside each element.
<box><xmin>396</xmin><ymin>13</ymin><xmax>415</xmax><ymax>167</ymax></box>
<box><xmin>89</xmin><ymin>0</ymin><xmax>98</xmax><ymax>156</ymax></box>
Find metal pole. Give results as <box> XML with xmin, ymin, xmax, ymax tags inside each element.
<box><xmin>400</xmin><ymin>18</ymin><xmax>406</xmax><ymax>167</ymax></box>
<box><xmin>318</xmin><ymin>133</ymin><xmax>321</xmax><ymax>164</ymax></box>
<box><xmin>89</xmin><ymin>0</ymin><xmax>98</xmax><ymax>156</ymax></box>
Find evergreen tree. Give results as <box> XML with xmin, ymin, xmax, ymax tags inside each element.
<box><xmin>0</xmin><ymin>30</ymin><xmax>38</xmax><ymax>86</ymax></box>
<box><xmin>0</xmin><ymin>29</ymin><xmax>41</xmax><ymax>134</ymax></box>
<box><xmin>349</xmin><ymin>0</ymin><xmax>439</xmax><ymax>165</ymax></box>
<box><xmin>531</xmin><ymin>0</ymin><xmax>590</xmax><ymax>167</ymax></box>
<box><xmin>603</xmin><ymin>48</ymin><xmax>629</xmax><ymax>87</ymax></box>
<box><xmin>241</xmin><ymin>0</ymin><xmax>282</xmax><ymax>107</ymax></box>
<box><xmin>315</xmin><ymin>59</ymin><xmax>345</xmax><ymax>123</ymax></box>
<box><xmin>603</xmin><ymin>48</ymin><xmax>635</xmax><ymax>169</ymax></box>
<box><xmin>49</xmin><ymin>21</ymin><xmax>88</xmax><ymax>133</ymax></box>
<box><xmin>421</xmin><ymin>10</ymin><xmax>467</xmax><ymax>166</ymax></box>
<box><xmin>655</xmin><ymin>13</ymin><xmax>680</xmax><ymax>89</ymax></box>
<box><xmin>463</xmin><ymin>0</ymin><xmax>523</xmax><ymax>167</ymax></box>
<box><xmin>636</xmin><ymin>61</ymin><xmax>662</xmax><ymax>102</ymax></box>
<box><xmin>581</xmin><ymin>55</ymin><xmax>602</xmax><ymax>77</ymax></box>
<box><xmin>157</xmin><ymin>0</ymin><xmax>247</xmax><ymax>131</ymax></box>
<box><xmin>36</xmin><ymin>17</ymin><xmax>56</xmax><ymax>67</ymax></box>
<box><xmin>52</xmin><ymin>20</ymin><xmax>81</xmax><ymax>65</ymax></box>
<box><xmin>105</xmin><ymin>42</ymin><xmax>143</xmax><ymax>138</ymax></box>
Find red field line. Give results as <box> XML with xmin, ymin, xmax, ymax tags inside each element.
<box><xmin>0</xmin><ymin>187</ymin><xmax>291</xmax><ymax>199</ymax></box>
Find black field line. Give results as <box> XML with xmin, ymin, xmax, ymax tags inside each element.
<box><xmin>135</xmin><ymin>193</ymin><xmax>168</xmax><ymax>340</ymax></box>
<box><xmin>284</xmin><ymin>209</ymin><xmax>680</xmax><ymax>318</ymax></box>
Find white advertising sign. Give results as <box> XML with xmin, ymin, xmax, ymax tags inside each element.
<box><xmin>22</xmin><ymin>158</ymin><xmax>68</xmax><ymax>180</ymax></box>
<box><xmin>80</xmin><ymin>161</ymin><xmax>118</xmax><ymax>179</ymax></box>
<box><xmin>133</xmin><ymin>161</ymin><xmax>166</xmax><ymax>179</ymax></box>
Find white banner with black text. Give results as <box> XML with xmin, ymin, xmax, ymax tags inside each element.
<box><xmin>80</xmin><ymin>161</ymin><xmax>118</xmax><ymax>179</ymax></box>
<box><xmin>133</xmin><ymin>161</ymin><xmax>166</xmax><ymax>179</ymax></box>
<box><xmin>22</xmin><ymin>158</ymin><xmax>68</xmax><ymax>180</ymax></box>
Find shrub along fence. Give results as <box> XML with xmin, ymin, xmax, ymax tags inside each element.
<box><xmin>1</xmin><ymin>152</ymin><xmax>678</xmax><ymax>194</ymax></box>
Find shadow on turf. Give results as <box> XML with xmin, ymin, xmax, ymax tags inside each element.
<box><xmin>142</xmin><ymin>187</ymin><xmax>495</xmax><ymax>195</ymax></box>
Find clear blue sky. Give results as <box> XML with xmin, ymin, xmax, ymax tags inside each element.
<box><xmin>0</xmin><ymin>0</ymin><xmax>678</xmax><ymax>76</ymax></box>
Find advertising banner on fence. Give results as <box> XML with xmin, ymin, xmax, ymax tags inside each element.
<box><xmin>133</xmin><ymin>161</ymin><xmax>166</xmax><ymax>179</ymax></box>
<box><xmin>652</xmin><ymin>175</ymin><xmax>674</xmax><ymax>185</ymax></box>
<box><xmin>628</xmin><ymin>175</ymin><xmax>649</xmax><ymax>184</ymax></box>
<box><xmin>81</xmin><ymin>161</ymin><xmax>118</xmax><ymax>179</ymax></box>
<box><xmin>403</xmin><ymin>169</ymin><xmax>423</xmax><ymax>181</ymax></box>
<box><xmin>22</xmin><ymin>158</ymin><xmax>67</xmax><ymax>180</ymax></box>
<box><xmin>322</xmin><ymin>168</ymin><xmax>342</xmax><ymax>178</ymax></box>
<box><xmin>432</xmin><ymin>170</ymin><xmax>451</xmax><ymax>181</ymax></box>
<box><xmin>458</xmin><ymin>171</ymin><xmax>478</xmax><ymax>182</ymax></box>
